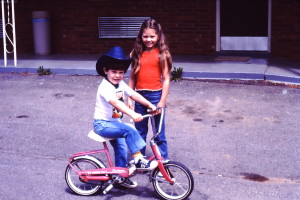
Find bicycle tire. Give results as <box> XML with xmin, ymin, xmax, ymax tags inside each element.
<box><xmin>65</xmin><ymin>157</ymin><xmax>105</xmax><ymax>195</ymax></box>
<box><xmin>152</xmin><ymin>161</ymin><xmax>194</xmax><ymax>200</ymax></box>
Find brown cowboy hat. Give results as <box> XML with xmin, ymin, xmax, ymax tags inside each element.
<box><xmin>96</xmin><ymin>46</ymin><xmax>132</xmax><ymax>76</ymax></box>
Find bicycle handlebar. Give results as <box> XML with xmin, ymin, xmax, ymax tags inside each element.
<box><xmin>143</xmin><ymin>107</ymin><xmax>164</xmax><ymax>141</ymax></box>
<box><xmin>130</xmin><ymin>108</ymin><xmax>164</xmax><ymax>139</ymax></box>
<box><xmin>130</xmin><ymin>107</ymin><xmax>163</xmax><ymax>121</ymax></box>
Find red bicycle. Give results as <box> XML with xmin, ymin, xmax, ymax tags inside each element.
<box><xmin>65</xmin><ymin>109</ymin><xmax>194</xmax><ymax>200</ymax></box>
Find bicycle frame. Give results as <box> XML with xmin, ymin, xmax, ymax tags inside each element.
<box><xmin>67</xmin><ymin>108</ymin><xmax>174</xmax><ymax>185</ymax></box>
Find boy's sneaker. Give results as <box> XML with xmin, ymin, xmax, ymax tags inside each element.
<box><xmin>135</xmin><ymin>157</ymin><xmax>158</xmax><ymax>170</ymax></box>
<box><xmin>118</xmin><ymin>178</ymin><xmax>137</xmax><ymax>189</ymax></box>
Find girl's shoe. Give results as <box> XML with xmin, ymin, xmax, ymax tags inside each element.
<box><xmin>119</xmin><ymin>178</ymin><xmax>137</xmax><ymax>188</ymax></box>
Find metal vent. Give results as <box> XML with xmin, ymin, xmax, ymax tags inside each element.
<box><xmin>99</xmin><ymin>17</ymin><xmax>149</xmax><ymax>38</ymax></box>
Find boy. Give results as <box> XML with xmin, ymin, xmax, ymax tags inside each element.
<box><xmin>94</xmin><ymin>46</ymin><xmax>157</xmax><ymax>188</ymax></box>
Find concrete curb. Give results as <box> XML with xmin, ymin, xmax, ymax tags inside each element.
<box><xmin>1</xmin><ymin>66</ymin><xmax>300</xmax><ymax>85</ymax></box>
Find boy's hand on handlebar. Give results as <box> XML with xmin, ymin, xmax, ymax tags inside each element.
<box><xmin>147</xmin><ymin>104</ymin><xmax>158</xmax><ymax>115</ymax></box>
<box><xmin>131</xmin><ymin>113</ymin><xmax>143</xmax><ymax>122</ymax></box>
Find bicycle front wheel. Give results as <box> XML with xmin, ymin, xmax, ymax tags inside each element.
<box><xmin>65</xmin><ymin>158</ymin><xmax>104</xmax><ymax>195</ymax></box>
<box><xmin>152</xmin><ymin>161</ymin><xmax>194</xmax><ymax>200</ymax></box>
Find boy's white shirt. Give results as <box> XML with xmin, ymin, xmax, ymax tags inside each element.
<box><xmin>94</xmin><ymin>79</ymin><xmax>135</xmax><ymax>121</ymax></box>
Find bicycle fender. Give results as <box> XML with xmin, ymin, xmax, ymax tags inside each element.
<box><xmin>72</xmin><ymin>155</ymin><xmax>106</xmax><ymax>168</ymax></box>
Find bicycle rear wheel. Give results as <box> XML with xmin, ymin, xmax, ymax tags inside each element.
<box><xmin>152</xmin><ymin>161</ymin><xmax>194</xmax><ymax>200</ymax></box>
<box><xmin>65</xmin><ymin>158</ymin><xmax>104</xmax><ymax>195</ymax></box>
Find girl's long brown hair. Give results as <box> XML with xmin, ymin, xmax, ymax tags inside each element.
<box><xmin>131</xmin><ymin>18</ymin><xmax>172</xmax><ymax>76</ymax></box>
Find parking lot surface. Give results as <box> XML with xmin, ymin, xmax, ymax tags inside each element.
<box><xmin>0</xmin><ymin>74</ymin><xmax>299</xmax><ymax>200</ymax></box>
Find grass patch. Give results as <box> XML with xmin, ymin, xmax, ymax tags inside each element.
<box><xmin>37</xmin><ymin>66</ymin><xmax>52</xmax><ymax>76</ymax></box>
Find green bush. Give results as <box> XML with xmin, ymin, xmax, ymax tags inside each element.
<box><xmin>37</xmin><ymin>66</ymin><xmax>52</xmax><ymax>76</ymax></box>
<box><xmin>171</xmin><ymin>66</ymin><xmax>183</xmax><ymax>82</ymax></box>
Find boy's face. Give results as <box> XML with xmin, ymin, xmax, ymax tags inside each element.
<box><xmin>104</xmin><ymin>68</ymin><xmax>125</xmax><ymax>85</ymax></box>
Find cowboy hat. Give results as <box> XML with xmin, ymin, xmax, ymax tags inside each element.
<box><xmin>96</xmin><ymin>46</ymin><xmax>132</xmax><ymax>76</ymax></box>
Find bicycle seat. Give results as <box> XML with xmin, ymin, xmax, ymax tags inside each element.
<box><xmin>88</xmin><ymin>130</ymin><xmax>113</xmax><ymax>142</ymax></box>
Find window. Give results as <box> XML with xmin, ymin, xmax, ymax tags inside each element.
<box><xmin>98</xmin><ymin>17</ymin><xmax>149</xmax><ymax>38</ymax></box>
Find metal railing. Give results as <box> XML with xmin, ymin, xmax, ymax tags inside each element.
<box><xmin>1</xmin><ymin>0</ymin><xmax>17</xmax><ymax>66</ymax></box>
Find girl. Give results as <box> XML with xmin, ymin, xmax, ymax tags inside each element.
<box><xmin>128</xmin><ymin>18</ymin><xmax>172</xmax><ymax>160</ymax></box>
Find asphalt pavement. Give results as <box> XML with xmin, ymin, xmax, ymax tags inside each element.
<box><xmin>0</xmin><ymin>73</ymin><xmax>299</xmax><ymax>200</ymax></box>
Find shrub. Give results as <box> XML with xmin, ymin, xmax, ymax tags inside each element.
<box><xmin>37</xmin><ymin>66</ymin><xmax>52</xmax><ymax>76</ymax></box>
<box><xmin>171</xmin><ymin>66</ymin><xmax>183</xmax><ymax>82</ymax></box>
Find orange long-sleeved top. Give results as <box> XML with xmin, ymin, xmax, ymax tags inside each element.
<box><xmin>136</xmin><ymin>48</ymin><xmax>162</xmax><ymax>91</ymax></box>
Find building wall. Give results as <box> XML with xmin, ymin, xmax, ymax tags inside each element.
<box><xmin>0</xmin><ymin>0</ymin><xmax>299</xmax><ymax>61</ymax></box>
<box><xmin>9</xmin><ymin>0</ymin><xmax>215</xmax><ymax>56</ymax></box>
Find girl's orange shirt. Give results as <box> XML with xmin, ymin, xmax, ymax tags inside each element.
<box><xmin>136</xmin><ymin>48</ymin><xmax>162</xmax><ymax>91</ymax></box>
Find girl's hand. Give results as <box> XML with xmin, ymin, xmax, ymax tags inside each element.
<box><xmin>156</xmin><ymin>101</ymin><xmax>165</xmax><ymax>114</ymax></box>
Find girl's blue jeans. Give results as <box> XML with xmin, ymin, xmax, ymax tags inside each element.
<box><xmin>93</xmin><ymin>120</ymin><xmax>146</xmax><ymax>167</ymax></box>
<box><xmin>135</xmin><ymin>90</ymin><xmax>169</xmax><ymax>159</ymax></box>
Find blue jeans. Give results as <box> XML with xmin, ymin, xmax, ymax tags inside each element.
<box><xmin>93</xmin><ymin>120</ymin><xmax>146</xmax><ymax>167</ymax></box>
<box><xmin>134</xmin><ymin>90</ymin><xmax>169</xmax><ymax>159</ymax></box>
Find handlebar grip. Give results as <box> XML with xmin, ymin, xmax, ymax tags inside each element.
<box><xmin>130</xmin><ymin>114</ymin><xmax>153</xmax><ymax>123</ymax></box>
<box><xmin>147</xmin><ymin>107</ymin><xmax>163</xmax><ymax>113</ymax></box>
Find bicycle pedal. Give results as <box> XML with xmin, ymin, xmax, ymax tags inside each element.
<box><xmin>103</xmin><ymin>184</ymin><xmax>113</xmax><ymax>194</ymax></box>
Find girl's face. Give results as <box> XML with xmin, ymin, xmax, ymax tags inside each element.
<box><xmin>142</xmin><ymin>28</ymin><xmax>159</xmax><ymax>51</ymax></box>
<box><xmin>104</xmin><ymin>69</ymin><xmax>124</xmax><ymax>85</ymax></box>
